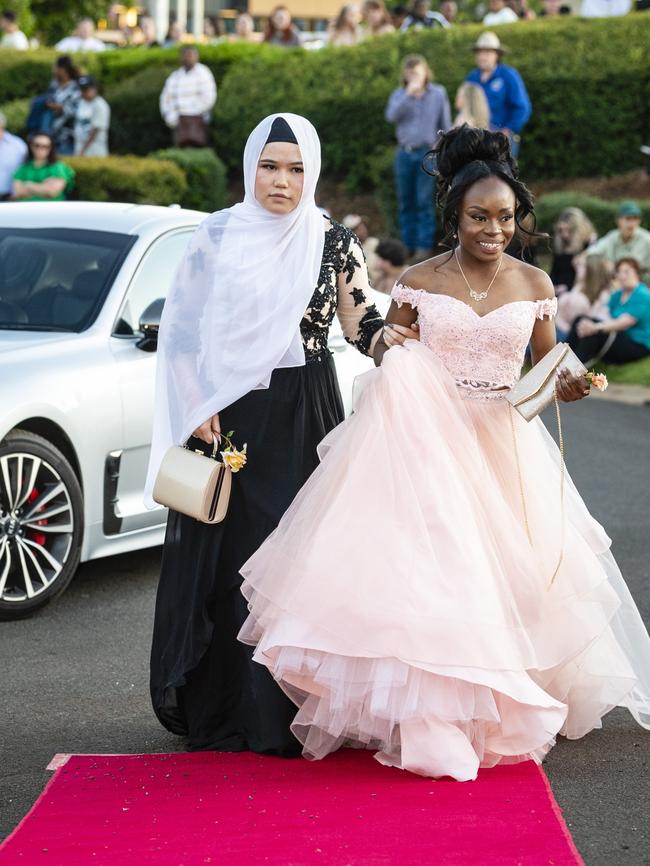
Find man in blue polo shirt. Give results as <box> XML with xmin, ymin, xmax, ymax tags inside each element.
<box><xmin>465</xmin><ymin>31</ymin><xmax>531</xmax><ymax>158</ymax></box>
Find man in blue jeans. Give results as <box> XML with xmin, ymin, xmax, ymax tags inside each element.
<box><xmin>385</xmin><ymin>55</ymin><xmax>452</xmax><ymax>260</ymax></box>
<box><xmin>465</xmin><ymin>31</ymin><xmax>531</xmax><ymax>158</ymax></box>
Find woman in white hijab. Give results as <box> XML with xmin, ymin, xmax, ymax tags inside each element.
<box><xmin>148</xmin><ymin>113</ymin><xmax>416</xmax><ymax>755</ymax></box>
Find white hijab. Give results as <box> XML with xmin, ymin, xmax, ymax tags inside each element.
<box><xmin>144</xmin><ymin>113</ymin><xmax>325</xmax><ymax>506</ymax></box>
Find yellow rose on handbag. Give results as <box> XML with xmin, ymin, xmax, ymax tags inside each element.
<box><xmin>153</xmin><ymin>432</ymin><xmax>246</xmax><ymax>524</ymax></box>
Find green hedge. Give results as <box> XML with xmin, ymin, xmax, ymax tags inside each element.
<box><xmin>0</xmin><ymin>97</ymin><xmax>29</xmax><ymax>133</ymax></box>
<box><xmin>105</xmin><ymin>64</ymin><xmax>173</xmax><ymax>155</ymax></box>
<box><xmin>64</xmin><ymin>155</ymin><xmax>187</xmax><ymax>205</ymax></box>
<box><xmin>2</xmin><ymin>16</ymin><xmax>648</xmax><ymax>186</ymax></box>
<box><xmin>599</xmin><ymin>357</ymin><xmax>650</xmax><ymax>385</ymax></box>
<box><xmin>151</xmin><ymin>148</ymin><xmax>228</xmax><ymax>212</ymax></box>
<box><xmin>0</xmin><ymin>42</ymin><xmax>280</xmax><ymax>139</ymax></box>
<box><xmin>0</xmin><ymin>49</ymin><xmax>105</xmax><ymax>104</ymax></box>
<box><xmin>535</xmin><ymin>193</ymin><xmax>650</xmax><ymax>237</ymax></box>
<box><xmin>214</xmin><ymin>14</ymin><xmax>650</xmax><ymax>188</ymax></box>
<box><xmin>102</xmin><ymin>43</ymin><xmax>284</xmax><ymax>156</ymax></box>
<box><xmin>0</xmin><ymin>41</ymin><xmax>273</xmax><ymax>104</ymax></box>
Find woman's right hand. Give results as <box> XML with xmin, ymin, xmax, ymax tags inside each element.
<box><xmin>192</xmin><ymin>413</ymin><xmax>221</xmax><ymax>445</ymax></box>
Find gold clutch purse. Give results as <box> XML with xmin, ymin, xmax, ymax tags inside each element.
<box><xmin>507</xmin><ymin>342</ymin><xmax>587</xmax><ymax>421</ymax></box>
<box><xmin>153</xmin><ymin>439</ymin><xmax>232</xmax><ymax>524</ymax></box>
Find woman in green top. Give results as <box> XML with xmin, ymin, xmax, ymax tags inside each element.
<box><xmin>569</xmin><ymin>256</ymin><xmax>650</xmax><ymax>364</ymax></box>
<box><xmin>12</xmin><ymin>132</ymin><xmax>75</xmax><ymax>202</ymax></box>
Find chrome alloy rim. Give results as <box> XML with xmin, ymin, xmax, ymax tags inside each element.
<box><xmin>0</xmin><ymin>452</ymin><xmax>74</xmax><ymax>604</ymax></box>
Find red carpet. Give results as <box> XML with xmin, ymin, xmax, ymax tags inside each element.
<box><xmin>1</xmin><ymin>750</ymin><xmax>583</xmax><ymax>865</ymax></box>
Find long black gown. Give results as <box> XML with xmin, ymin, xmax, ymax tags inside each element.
<box><xmin>150</xmin><ymin>218</ymin><xmax>383</xmax><ymax>754</ymax></box>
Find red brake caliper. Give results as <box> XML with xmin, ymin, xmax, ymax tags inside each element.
<box><xmin>26</xmin><ymin>488</ymin><xmax>46</xmax><ymax>546</ymax></box>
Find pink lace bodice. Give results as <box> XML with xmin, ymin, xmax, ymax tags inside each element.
<box><xmin>392</xmin><ymin>283</ymin><xmax>558</xmax><ymax>396</ymax></box>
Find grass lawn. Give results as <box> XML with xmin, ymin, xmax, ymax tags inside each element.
<box><xmin>600</xmin><ymin>356</ymin><xmax>650</xmax><ymax>387</ymax></box>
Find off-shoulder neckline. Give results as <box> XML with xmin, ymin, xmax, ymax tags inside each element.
<box><xmin>392</xmin><ymin>283</ymin><xmax>556</xmax><ymax>321</ymax></box>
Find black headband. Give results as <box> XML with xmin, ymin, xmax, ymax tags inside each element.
<box><xmin>265</xmin><ymin>117</ymin><xmax>298</xmax><ymax>145</ymax></box>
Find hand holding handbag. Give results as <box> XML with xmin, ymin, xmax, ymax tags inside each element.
<box><xmin>506</xmin><ymin>343</ymin><xmax>587</xmax><ymax>586</ymax></box>
<box><xmin>153</xmin><ymin>437</ymin><xmax>231</xmax><ymax>524</ymax></box>
<box><xmin>506</xmin><ymin>342</ymin><xmax>587</xmax><ymax>421</ymax></box>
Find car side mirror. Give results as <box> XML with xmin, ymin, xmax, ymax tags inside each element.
<box><xmin>136</xmin><ymin>298</ymin><xmax>165</xmax><ymax>352</ymax></box>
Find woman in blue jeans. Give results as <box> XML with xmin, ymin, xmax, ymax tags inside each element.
<box><xmin>385</xmin><ymin>55</ymin><xmax>451</xmax><ymax>259</ymax></box>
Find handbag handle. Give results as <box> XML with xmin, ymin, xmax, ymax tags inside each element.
<box><xmin>508</xmin><ymin>392</ymin><xmax>565</xmax><ymax>589</ymax></box>
<box><xmin>185</xmin><ymin>434</ymin><xmax>221</xmax><ymax>460</ymax></box>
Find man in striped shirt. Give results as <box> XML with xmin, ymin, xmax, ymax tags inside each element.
<box><xmin>159</xmin><ymin>46</ymin><xmax>217</xmax><ymax>147</ymax></box>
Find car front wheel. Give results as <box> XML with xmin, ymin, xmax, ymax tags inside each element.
<box><xmin>0</xmin><ymin>430</ymin><xmax>83</xmax><ymax>620</ymax></box>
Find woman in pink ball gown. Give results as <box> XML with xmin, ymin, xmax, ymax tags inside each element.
<box><xmin>238</xmin><ymin>126</ymin><xmax>650</xmax><ymax>781</ymax></box>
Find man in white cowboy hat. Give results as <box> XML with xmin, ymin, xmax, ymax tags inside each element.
<box><xmin>465</xmin><ymin>31</ymin><xmax>531</xmax><ymax>158</ymax></box>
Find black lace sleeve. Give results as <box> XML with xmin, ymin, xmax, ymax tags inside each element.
<box><xmin>331</xmin><ymin>222</ymin><xmax>384</xmax><ymax>356</ymax></box>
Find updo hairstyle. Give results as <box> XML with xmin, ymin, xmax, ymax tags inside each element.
<box><xmin>429</xmin><ymin>125</ymin><xmax>545</xmax><ymax>250</ymax></box>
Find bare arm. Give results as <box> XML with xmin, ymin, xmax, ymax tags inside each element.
<box><xmin>374</xmin><ymin>298</ymin><xmax>418</xmax><ymax>366</ymax></box>
<box><xmin>528</xmin><ymin>270</ymin><xmax>590</xmax><ymax>403</ymax></box>
<box><xmin>12</xmin><ymin>177</ymin><xmax>66</xmax><ymax>199</ymax></box>
<box><xmin>577</xmin><ymin>313</ymin><xmax>636</xmax><ymax>338</ymax></box>
<box><xmin>79</xmin><ymin>127</ymin><xmax>99</xmax><ymax>155</ymax></box>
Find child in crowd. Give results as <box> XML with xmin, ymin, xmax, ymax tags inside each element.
<box><xmin>74</xmin><ymin>76</ymin><xmax>111</xmax><ymax>157</ymax></box>
<box><xmin>453</xmin><ymin>82</ymin><xmax>490</xmax><ymax>129</ymax></box>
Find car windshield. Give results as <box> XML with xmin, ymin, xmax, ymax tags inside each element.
<box><xmin>0</xmin><ymin>228</ymin><xmax>136</xmax><ymax>332</ymax></box>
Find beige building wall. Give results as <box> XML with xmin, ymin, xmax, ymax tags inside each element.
<box><xmin>249</xmin><ymin>0</ymin><xmax>341</xmax><ymax>16</ymax></box>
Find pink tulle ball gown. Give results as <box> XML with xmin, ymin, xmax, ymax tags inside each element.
<box><xmin>238</xmin><ymin>283</ymin><xmax>650</xmax><ymax>781</ymax></box>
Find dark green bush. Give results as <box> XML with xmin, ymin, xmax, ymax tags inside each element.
<box><xmin>0</xmin><ymin>49</ymin><xmax>104</xmax><ymax>103</ymax></box>
<box><xmin>1</xmin><ymin>98</ymin><xmax>29</xmax><ymax>134</ymax></box>
<box><xmin>0</xmin><ymin>42</ymin><xmax>280</xmax><ymax>155</ymax></box>
<box><xmin>1</xmin><ymin>16</ymin><xmax>648</xmax><ymax>185</ymax></box>
<box><xmin>105</xmin><ymin>64</ymin><xmax>173</xmax><ymax>155</ymax></box>
<box><xmin>97</xmin><ymin>41</ymin><xmax>276</xmax><ymax>87</ymax></box>
<box><xmin>102</xmin><ymin>42</ymin><xmax>284</xmax><ymax>155</ymax></box>
<box><xmin>535</xmin><ymin>192</ymin><xmax>650</xmax><ymax>237</ymax></box>
<box><xmin>0</xmin><ymin>50</ymin><xmax>56</xmax><ymax>103</ymax></box>
<box><xmin>215</xmin><ymin>14</ymin><xmax>650</xmax><ymax>188</ymax></box>
<box><xmin>64</xmin><ymin>155</ymin><xmax>187</xmax><ymax>205</ymax></box>
<box><xmin>151</xmin><ymin>148</ymin><xmax>228</xmax><ymax>212</ymax></box>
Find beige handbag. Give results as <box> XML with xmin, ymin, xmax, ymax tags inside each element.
<box><xmin>507</xmin><ymin>342</ymin><xmax>587</xmax><ymax>421</ymax></box>
<box><xmin>506</xmin><ymin>343</ymin><xmax>587</xmax><ymax>586</ymax></box>
<box><xmin>153</xmin><ymin>438</ymin><xmax>232</xmax><ymax>524</ymax></box>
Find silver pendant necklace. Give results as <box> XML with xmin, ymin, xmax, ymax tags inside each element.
<box><xmin>455</xmin><ymin>246</ymin><xmax>502</xmax><ymax>302</ymax></box>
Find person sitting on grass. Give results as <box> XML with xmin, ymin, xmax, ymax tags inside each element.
<box><xmin>549</xmin><ymin>206</ymin><xmax>597</xmax><ymax>294</ymax></box>
<box><xmin>568</xmin><ymin>257</ymin><xmax>650</xmax><ymax>365</ymax></box>
<box><xmin>12</xmin><ymin>132</ymin><xmax>75</xmax><ymax>202</ymax></box>
<box><xmin>555</xmin><ymin>253</ymin><xmax>611</xmax><ymax>342</ymax></box>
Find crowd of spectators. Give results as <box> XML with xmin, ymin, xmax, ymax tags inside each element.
<box><xmin>546</xmin><ymin>202</ymin><xmax>650</xmax><ymax>367</ymax></box>
<box><xmin>0</xmin><ymin>0</ymin><xmax>644</xmax><ymax>54</ymax></box>
<box><xmin>0</xmin><ymin>4</ymin><xmax>648</xmax><ymax>372</ymax></box>
<box><xmin>384</xmin><ymin>30</ymin><xmax>530</xmax><ymax>259</ymax></box>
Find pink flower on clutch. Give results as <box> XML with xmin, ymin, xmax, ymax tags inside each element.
<box><xmin>587</xmin><ymin>372</ymin><xmax>608</xmax><ymax>391</ymax></box>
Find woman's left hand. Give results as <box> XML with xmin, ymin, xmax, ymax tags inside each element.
<box><xmin>383</xmin><ymin>322</ymin><xmax>420</xmax><ymax>347</ymax></box>
<box><xmin>556</xmin><ymin>367</ymin><xmax>590</xmax><ymax>402</ymax></box>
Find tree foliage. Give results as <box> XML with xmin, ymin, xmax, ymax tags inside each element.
<box><xmin>29</xmin><ymin>0</ymin><xmax>111</xmax><ymax>46</ymax></box>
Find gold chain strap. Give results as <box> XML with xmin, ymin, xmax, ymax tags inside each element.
<box><xmin>508</xmin><ymin>392</ymin><xmax>565</xmax><ymax>588</ymax></box>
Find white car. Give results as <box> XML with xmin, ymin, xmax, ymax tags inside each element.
<box><xmin>0</xmin><ymin>202</ymin><xmax>387</xmax><ymax>620</ymax></box>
